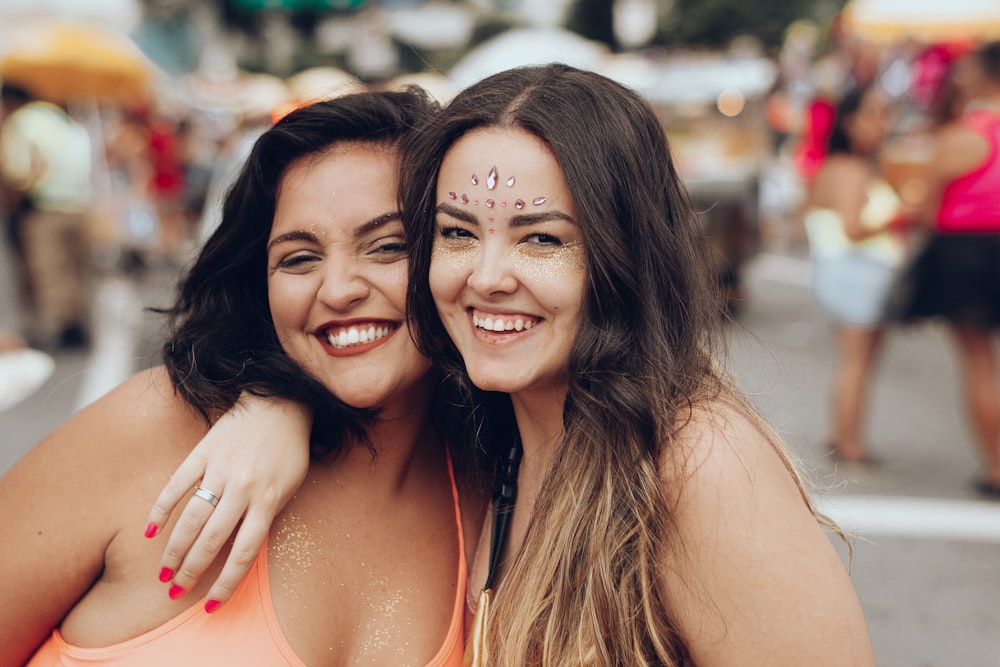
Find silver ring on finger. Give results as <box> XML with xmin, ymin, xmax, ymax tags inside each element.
<box><xmin>193</xmin><ymin>486</ymin><xmax>221</xmax><ymax>508</ymax></box>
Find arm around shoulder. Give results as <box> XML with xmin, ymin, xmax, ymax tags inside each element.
<box><xmin>0</xmin><ymin>367</ymin><xmax>200</xmax><ymax>666</ymax></box>
<box><xmin>658</xmin><ymin>401</ymin><xmax>876</xmax><ymax>666</ymax></box>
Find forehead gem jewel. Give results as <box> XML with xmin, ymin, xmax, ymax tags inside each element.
<box><xmin>532</xmin><ymin>196</ymin><xmax>548</xmax><ymax>206</ymax></box>
<box><xmin>501</xmin><ymin>201</ymin><xmax>508</xmax><ymax>207</ymax></box>
<box><xmin>460</xmin><ymin>194</ymin><xmax>469</xmax><ymax>204</ymax></box>
<box><xmin>486</xmin><ymin>199</ymin><xmax>495</xmax><ymax>208</ymax></box>
<box><xmin>471</xmin><ymin>174</ymin><xmax>478</xmax><ymax>185</ymax></box>
<box><xmin>514</xmin><ymin>199</ymin><xmax>526</xmax><ymax>210</ymax></box>
<box><xmin>506</xmin><ymin>176</ymin><xmax>516</xmax><ymax>187</ymax></box>
<box><xmin>487</xmin><ymin>166</ymin><xmax>498</xmax><ymax>190</ymax></box>
<box><xmin>473</xmin><ymin>199</ymin><xmax>479</xmax><ymax>205</ymax></box>
<box><xmin>447</xmin><ymin>192</ymin><xmax>457</xmax><ymax>200</ymax></box>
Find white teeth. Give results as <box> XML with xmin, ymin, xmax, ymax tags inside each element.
<box><xmin>473</xmin><ymin>312</ymin><xmax>537</xmax><ymax>332</ymax></box>
<box><xmin>327</xmin><ymin>324</ymin><xmax>394</xmax><ymax>349</ymax></box>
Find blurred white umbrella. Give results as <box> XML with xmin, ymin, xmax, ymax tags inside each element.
<box><xmin>448</xmin><ymin>27</ymin><xmax>608</xmax><ymax>89</ymax></box>
<box><xmin>385</xmin><ymin>71</ymin><xmax>456</xmax><ymax>104</ymax></box>
<box><xmin>0</xmin><ymin>0</ymin><xmax>140</xmax><ymax>32</ymax></box>
<box><xmin>842</xmin><ymin>0</ymin><xmax>1000</xmax><ymax>43</ymax></box>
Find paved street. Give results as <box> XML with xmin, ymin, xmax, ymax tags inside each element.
<box><xmin>2</xmin><ymin>247</ymin><xmax>999</xmax><ymax>665</ymax></box>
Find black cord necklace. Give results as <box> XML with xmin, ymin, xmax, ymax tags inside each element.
<box><xmin>464</xmin><ymin>436</ymin><xmax>523</xmax><ymax>666</ymax></box>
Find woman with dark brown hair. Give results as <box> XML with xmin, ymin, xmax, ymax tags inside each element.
<box><xmin>152</xmin><ymin>65</ymin><xmax>876</xmax><ymax>665</ymax></box>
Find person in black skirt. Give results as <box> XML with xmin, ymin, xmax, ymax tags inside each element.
<box><xmin>888</xmin><ymin>41</ymin><xmax>1000</xmax><ymax>499</ymax></box>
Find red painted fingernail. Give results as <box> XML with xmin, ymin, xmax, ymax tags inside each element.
<box><xmin>168</xmin><ymin>584</ymin><xmax>185</xmax><ymax>600</ymax></box>
<box><xmin>158</xmin><ymin>567</ymin><xmax>174</xmax><ymax>583</ymax></box>
<box><xmin>144</xmin><ymin>523</ymin><xmax>158</xmax><ymax>539</ymax></box>
<box><xmin>204</xmin><ymin>599</ymin><xmax>221</xmax><ymax>614</ymax></box>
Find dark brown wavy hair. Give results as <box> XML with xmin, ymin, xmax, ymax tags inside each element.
<box><xmin>160</xmin><ymin>89</ymin><xmax>438</xmax><ymax>456</ymax></box>
<box><xmin>401</xmin><ymin>64</ymin><xmax>738</xmax><ymax>665</ymax></box>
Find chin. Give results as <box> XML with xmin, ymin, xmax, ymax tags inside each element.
<box><xmin>467</xmin><ymin>371</ymin><xmax>527</xmax><ymax>395</ymax></box>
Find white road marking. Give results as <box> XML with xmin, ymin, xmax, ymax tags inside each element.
<box><xmin>815</xmin><ymin>494</ymin><xmax>1000</xmax><ymax>543</ymax></box>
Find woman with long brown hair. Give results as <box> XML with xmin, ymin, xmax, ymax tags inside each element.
<box><xmin>150</xmin><ymin>65</ymin><xmax>876</xmax><ymax>665</ymax></box>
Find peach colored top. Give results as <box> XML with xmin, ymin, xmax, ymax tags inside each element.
<box><xmin>27</xmin><ymin>460</ymin><xmax>466</xmax><ymax>667</ymax></box>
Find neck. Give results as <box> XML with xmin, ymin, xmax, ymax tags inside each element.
<box><xmin>509</xmin><ymin>384</ymin><xmax>568</xmax><ymax>513</ymax></box>
<box><xmin>336</xmin><ymin>376</ymin><xmax>441</xmax><ymax>494</ymax></box>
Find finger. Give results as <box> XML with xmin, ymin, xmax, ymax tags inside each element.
<box><xmin>201</xmin><ymin>510</ymin><xmax>274</xmax><ymax>611</ymax></box>
<box><xmin>156</xmin><ymin>481</ymin><xmax>225</xmax><ymax>591</ymax></box>
<box><xmin>144</xmin><ymin>450</ymin><xmax>209</xmax><ymax>539</ymax></box>
<box><xmin>166</xmin><ymin>486</ymin><xmax>247</xmax><ymax>597</ymax></box>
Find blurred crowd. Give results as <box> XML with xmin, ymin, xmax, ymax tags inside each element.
<box><xmin>3</xmin><ymin>6</ymin><xmax>1000</xmax><ymax>500</ymax></box>
<box><xmin>766</xmin><ymin>15</ymin><xmax>1000</xmax><ymax>499</ymax></box>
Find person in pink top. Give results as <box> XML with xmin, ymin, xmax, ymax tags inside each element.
<box><xmin>889</xmin><ymin>41</ymin><xmax>1000</xmax><ymax>498</ymax></box>
<box><xmin>0</xmin><ymin>91</ymin><xmax>471</xmax><ymax>667</ymax></box>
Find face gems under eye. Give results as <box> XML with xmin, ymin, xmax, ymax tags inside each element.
<box><xmin>511</xmin><ymin>241</ymin><xmax>586</xmax><ymax>280</ymax></box>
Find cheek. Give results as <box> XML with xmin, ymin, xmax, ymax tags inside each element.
<box><xmin>430</xmin><ymin>242</ymin><xmax>475</xmax><ymax>303</ymax></box>
<box><xmin>373</xmin><ymin>262</ymin><xmax>409</xmax><ymax>308</ymax></box>
<box><xmin>267</xmin><ymin>275</ymin><xmax>313</xmax><ymax>333</ymax></box>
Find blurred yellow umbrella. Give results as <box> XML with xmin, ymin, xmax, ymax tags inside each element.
<box><xmin>842</xmin><ymin>0</ymin><xmax>1000</xmax><ymax>43</ymax></box>
<box><xmin>0</xmin><ymin>20</ymin><xmax>157</xmax><ymax>104</ymax></box>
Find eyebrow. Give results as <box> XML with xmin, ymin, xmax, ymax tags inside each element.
<box><xmin>266</xmin><ymin>211</ymin><xmax>401</xmax><ymax>253</ymax></box>
<box><xmin>435</xmin><ymin>202</ymin><xmax>577</xmax><ymax>227</ymax></box>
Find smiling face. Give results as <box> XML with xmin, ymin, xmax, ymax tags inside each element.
<box><xmin>429</xmin><ymin>127</ymin><xmax>586</xmax><ymax>397</ymax></box>
<box><xmin>267</xmin><ymin>142</ymin><xmax>432</xmax><ymax>413</ymax></box>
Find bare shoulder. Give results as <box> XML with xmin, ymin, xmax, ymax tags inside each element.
<box><xmin>931</xmin><ymin>121</ymin><xmax>991</xmax><ymax>182</ymax></box>
<box><xmin>0</xmin><ymin>368</ymin><xmax>207</xmax><ymax>665</ymax></box>
<box><xmin>662</xmin><ymin>397</ymin><xmax>802</xmax><ymax>505</ymax></box>
<box><xmin>657</xmin><ymin>397</ymin><xmax>876</xmax><ymax>666</ymax></box>
<box><xmin>10</xmin><ymin>366</ymin><xmax>201</xmax><ymax>473</ymax></box>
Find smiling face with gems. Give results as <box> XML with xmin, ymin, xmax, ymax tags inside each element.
<box><xmin>429</xmin><ymin>126</ymin><xmax>587</xmax><ymax>397</ymax></box>
<box><xmin>267</xmin><ymin>142</ymin><xmax>431</xmax><ymax>413</ymax></box>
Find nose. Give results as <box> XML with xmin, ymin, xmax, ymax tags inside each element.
<box><xmin>466</xmin><ymin>240</ymin><xmax>518</xmax><ymax>296</ymax></box>
<box><xmin>316</xmin><ymin>257</ymin><xmax>370</xmax><ymax>311</ymax></box>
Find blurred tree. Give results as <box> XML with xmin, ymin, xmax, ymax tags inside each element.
<box><xmin>566</xmin><ymin>0</ymin><xmax>616</xmax><ymax>49</ymax></box>
<box><xmin>565</xmin><ymin>0</ymin><xmax>847</xmax><ymax>52</ymax></box>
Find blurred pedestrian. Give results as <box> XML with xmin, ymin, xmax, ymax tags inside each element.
<box><xmin>0</xmin><ymin>326</ymin><xmax>54</xmax><ymax>412</ymax></box>
<box><xmin>804</xmin><ymin>84</ymin><xmax>906</xmax><ymax>464</ymax></box>
<box><xmin>888</xmin><ymin>41</ymin><xmax>1000</xmax><ymax>499</ymax></box>
<box><xmin>0</xmin><ymin>84</ymin><xmax>93</xmax><ymax>350</ymax></box>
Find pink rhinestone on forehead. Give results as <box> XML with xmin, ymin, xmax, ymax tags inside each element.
<box><xmin>454</xmin><ymin>166</ymin><xmax>546</xmax><ymax>209</ymax></box>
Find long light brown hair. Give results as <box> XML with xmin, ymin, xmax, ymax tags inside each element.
<box><xmin>403</xmin><ymin>64</ymin><xmax>825</xmax><ymax>665</ymax></box>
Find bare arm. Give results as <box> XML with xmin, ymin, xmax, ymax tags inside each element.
<box><xmin>660</xmin><ymin>403</ymin><xmax>876</xmax><ymax>666</ymax></box>
<box><xmin>0</xmin><ymin>368</ymin><xmax>185</xmax><ymax>666</ymax></box>
<box><xmin>812</xmin><ymin>158</ymin><xmax>880</xmax><ymax>243</ymax></box>
<box><xmin>146</xmin><ymin>393</ymin><xmax>313</xmax><ymax>608</ymax></box>
<box><xmin>915</xmin><ymin>123</ymin><xmax>991</xmax><ymax>229</ymax></box>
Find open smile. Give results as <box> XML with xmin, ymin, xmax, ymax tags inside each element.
<box><xmin>317</xmin><ymin>321</ymin><xmax>400</xmax><ymax>355</ymax></box>
<box><xmin>470</xmin><ymin>309</ymin><xmax>540</xmax><ymax>333</ymax></box>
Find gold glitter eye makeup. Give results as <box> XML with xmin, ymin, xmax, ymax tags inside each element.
<box><xmin>511</xmin><ymin>241</ymin><xmax>586</xmax><ymax>279</ymax></box>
